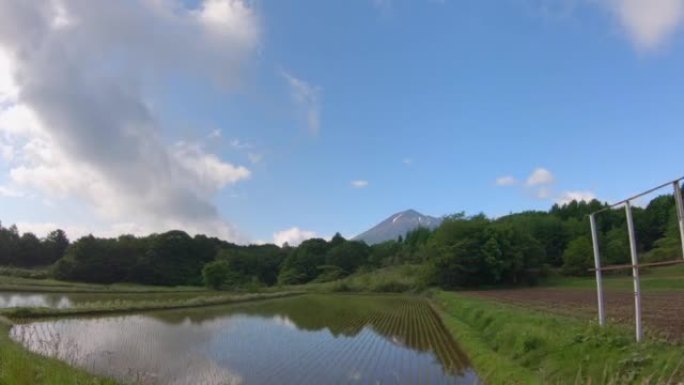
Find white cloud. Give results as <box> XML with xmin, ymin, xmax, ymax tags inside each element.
<box><xmin>402</xmin><ymin>158</ymin><xmax>413</xmax><ymax>166</ymax></box>
<box><xmin>351</xmin><ymin>180</ymin><xmax>369</xmax><ymax>188</ymax></box>
<box><xmin>526</xmin><ymin>168</ymin><xmax>555</xmax><ymax>186</ymax></box>
<box><xmin>0</xmin><ymin>0</ymin><xmax>259</xmax><ymax>242</ymax></box>
<box><xmin>282</xmin><ymin>71</ymin><xmax>321</xmax><ymax>134</ymax></box>
<box><xmin>172</xmin><ymin>142</ymin><xmax>251</xmax><ymax>193</ymax></box>
<box><xmin>607</xmin><ymin>0</ymin><xmax>684</xmax><ymax>50</ymax></box>
<box><xmin>273</xmin><ymin>227</ymin><xmax>317</xmax><ymax>247</ymax></box>
<box><xmin>496</xmin><ymin>176</ymin><xmax>518</xmax><ymax>186</ymax></box>
<box><xmin>557</xmin><ymin>190</ymin><xmax>597</xmax><ymax>204</ymax></box>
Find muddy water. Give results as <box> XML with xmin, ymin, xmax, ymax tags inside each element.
<box><xmin>10</xmin><ymin>294</ymin><xmax>481</xmax><ymax>385</ymax></box>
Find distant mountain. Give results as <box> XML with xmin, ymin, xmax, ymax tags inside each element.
<box><xmin>353</xmin><ymin>209</ymin><xmax>443</xmax><ymax>245</ymax></box>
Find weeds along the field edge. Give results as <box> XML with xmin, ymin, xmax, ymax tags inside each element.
<box><xmin>0</xmin><ymin>320</ymin><xmax>119</xmax><ymax>385</ymax></box>
<box><xmin>431</xmin><ymin>291</ymin><xmax>684</xmax><ymax>385</ymax></box>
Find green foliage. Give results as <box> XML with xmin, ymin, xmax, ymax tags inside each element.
<box><xmin>0</xmin><ymin>223</ymin><xmax>70</xmax><ymax>268</ymax></box>
<box><xmin>325</xmin><ymin>240</ymin><xmax>369</xmax><ymax>274</ymax></box>
<box><xmin>423</xmin><ymin>216</ymin><xmax>545</xmax><ymax>288</ymax></box>
<box><xmin>562</xmin><ymin>236</ymin><xmax>593</xmax><ymax>276</ymax></box>
<box><xmin>202</xmin><ymin>260</ymin><xmax>231</xmax><ymax>289</ymax></box>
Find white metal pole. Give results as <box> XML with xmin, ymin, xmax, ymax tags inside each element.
<box><xmin>589</xmin><ymin>214</ymin><xmax>606</xmax><ymax>326</ymax></box>
<box><xmin>673</xmin><ymin>181</ymin><xmax>684</xmax><ymax>260</ymax></box>
<box><xmin>625</xmin><ymin>201</ymin><xmax>643</xmax><ymax>343</ymax></box>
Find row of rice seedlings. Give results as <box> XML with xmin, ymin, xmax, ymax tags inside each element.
<box><xmin>258</xmin><ymin>307</ymin><xmax>373</xmax><ymax>384</ymax></box>
<box><xmin>351</xmin><ymin>308</ymin><xmax>390</xmax><ymax>384</ymax></box>
<box><xmin>327</xmin><ymin>307</ymin><xmax>391</xmax><ymax>384</ymax></box>
<box><xmin>323</xmin><ymin>312</ymin><xmax>383</xmax><ymax>385</ymax></box>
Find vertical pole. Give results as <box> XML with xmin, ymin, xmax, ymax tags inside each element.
<box><xmin>673</xmin><ymin>181</ymin><xmax>684</xmax><ymax>260</ymax></box>
<box><xmin>589</xmin><ymin>214</ymin><xmax>606</xmax><ymax>326</ymax></box>
<box><xmin>625</xmin><ymin>201</ymin><xmax>643</xmax><ymax>343</ymax></box>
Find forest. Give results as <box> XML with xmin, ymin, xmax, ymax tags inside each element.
<box><xmin>0</xmin><ymin>190</ymin><xmax>682</xmax><ymax>290</ymax></box>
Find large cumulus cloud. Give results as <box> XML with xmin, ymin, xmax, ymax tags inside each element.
<box><xmin>0</xmin><ymin>0</ymin><xmax>259</xmax><ymax>241</ymax></box>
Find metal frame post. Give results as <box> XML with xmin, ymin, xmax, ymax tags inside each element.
<box><xmin>624</xmin><ymin>201</ymin><xmax>643</xmax><ymax>342</ymax></box>
<box><xmin>673</xmin><ymin>181</ymin><xmax>684</xmax><ymax>260</ymax></box>
<box><xmin>589</xmin><ymin>214</ymin><xmax>606</xmax><ymax>326</ymax></box>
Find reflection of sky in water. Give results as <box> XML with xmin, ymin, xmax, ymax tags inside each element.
<box><xmin>10</xmin><ymin>298</ymin><xmax>482</xmax><ymax>385</ymax></box>
<box><xmin>0</xmin><ymin>293</ymin><xmax>72</xmax><ymax>308</ymax></box>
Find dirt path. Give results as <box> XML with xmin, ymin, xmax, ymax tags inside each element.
<box><xmin>462</xmin><ymin>288</ymin><xmax>684</xmax><ymax>342</ymax></box>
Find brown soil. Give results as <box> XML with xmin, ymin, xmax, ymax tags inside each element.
<box><xmin>463</xmin><ymin>288</ymin><xmax>684</xmax><ymax>342</ymax></box>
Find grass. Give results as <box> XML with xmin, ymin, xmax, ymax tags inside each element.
<box><xmin>543</xmin><ymin>264</ymin><xmax>684</xmax><ymax>292</ymax></box>
<box><xmin>0</xmin><ymin>291</ymin><xmax>303</xmax><ymax>320</ymax></box>
<box><xmin>0</xmin><ymin>317</ymin><xmax>119</xmax><ymax>385</ymax></box>
<box><xmin>0</xmin><ymin>275</ymin><xmax>209</xmax><ymax>293</ymax></box>
<box><xmin>432</xmin><ymin>291</ymin><xmax>684</xmax><ymax>385</ymax></box>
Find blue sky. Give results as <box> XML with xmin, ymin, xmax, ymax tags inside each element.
<box><xmin>1</xmin><ymin>0</ymin><xmax>684</xmax><ymax>245</ymax></box>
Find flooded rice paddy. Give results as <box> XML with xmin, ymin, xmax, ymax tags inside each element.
<box><xmin>10</xmin><ymin>294</ymin><xmax>480</xmax><ymax>385</ymax></box>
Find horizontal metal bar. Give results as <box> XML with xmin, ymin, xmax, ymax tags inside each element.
<box><xmin>588</xmin><ymin>258</ymin><xmax>684</xmax><ymax>272</ymax></box>
<box><xmin>589</xmin><ymin>176</ymin><xmax>684</xmax><ymax>216</ymax></box>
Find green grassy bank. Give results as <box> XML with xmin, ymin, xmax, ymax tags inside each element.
<box><xmin>0</xmin><ymin>275</ymin><xmax>208</xmax><ymax>294</ymax></box>
<box><xmin>432</xmin><ymin>291</ymin><xmax>683</xmax><ymax>385</ymax></box>
<box><xmin>1</xmin><ymin>291</ymin><xmax>302</xmax><ymax>320</ymax></box>
<box><xmin>0</xmin><ymin>317</ymin><xmax>118</xmax><ymax>385</ymax></box>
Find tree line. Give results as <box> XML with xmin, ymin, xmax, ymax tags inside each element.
<box><xmin>0</xmin><ymin>190</ymin><xmax>682</xmax><ymax>289</ymax></box>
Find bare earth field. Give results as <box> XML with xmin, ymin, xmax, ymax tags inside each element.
<box><xmin>464</xmin><ymin>288</ymin><xmax>684</xmax><ymax>342</ymax></box>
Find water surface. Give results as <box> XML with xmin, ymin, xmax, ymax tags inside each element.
<box><xmin>10</xmin><ymin>294</ymin><xmax>480</xmax><ymax>385</ymax></box>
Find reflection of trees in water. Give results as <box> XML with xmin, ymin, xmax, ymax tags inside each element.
<box><xmin>151</xmin><ymin>295</ymin><xmax>472</xmax><ymax>375</ymax></box>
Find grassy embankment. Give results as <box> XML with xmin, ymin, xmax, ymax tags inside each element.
<box><xmin>0</xmin><ymin>274</ymin><xmax>208</xmax><ymax>293</ymax></box>
<box><xmin>433</xmin><ymin>291</ymin><xmax>683</xmax><ymax>385</ymax></box>
<box><xmin>0</xmin><ymin>316</ymin><xmax>118</xmax><ymax>385</ymax></box>
<box><xmin>0</xmin><ymin>291</ymin><xmax>302</xmax><ymax>320</ymax></box>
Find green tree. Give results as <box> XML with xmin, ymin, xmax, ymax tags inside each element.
<box><xmin>278</xmin><ymin>238</ymin><xmax>329</xmax><ymax>284</ymax></box>
<box><xmin>325</xmin><ymin>240</ymin><xmax>370</xmax><ymax>275</ymax></box>
<box><xmin>202</xmin><ymin>260</ymin><xmax>231</xmax><ymax>289</ymax></box>
<box><xmin>43</xmin><ymin>229</ymin><xmax>70</xmax><ymax>265</ymax></box>
<box><xmin>562</xmin><ymin>236</ymin><xmax>593</xmax><ymax>276</ymax></box>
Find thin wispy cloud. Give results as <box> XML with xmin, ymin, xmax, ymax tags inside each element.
<box><xmin>351</xmin><ymin>180</ymin><xmax>369</xmax><ymax>188</ymax></box>
<box><xmin>496</xmin><ymin>176</ymin><xmax>518</xmax><ymax>186</ymax></box>
<box><xmin>247</xmin><ymin>152</ymin><xmax>263</xmax><ymax>164</ymax></box>
<box><xmin>282</xmin><ymin>71</ymin><xmax>321</xmax><ymax>135</ymax></box>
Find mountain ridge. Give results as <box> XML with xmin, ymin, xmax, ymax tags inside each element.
<box><xmin>353</xmin><ymin>209</ymin><xmax>443</xmax><ymax>245</ymax></box>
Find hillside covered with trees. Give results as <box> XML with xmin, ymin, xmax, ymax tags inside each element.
<box><xmin>1</xmin><ymin>190</ymin><xmax>682</xmax><ymax>290</ymax></box>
